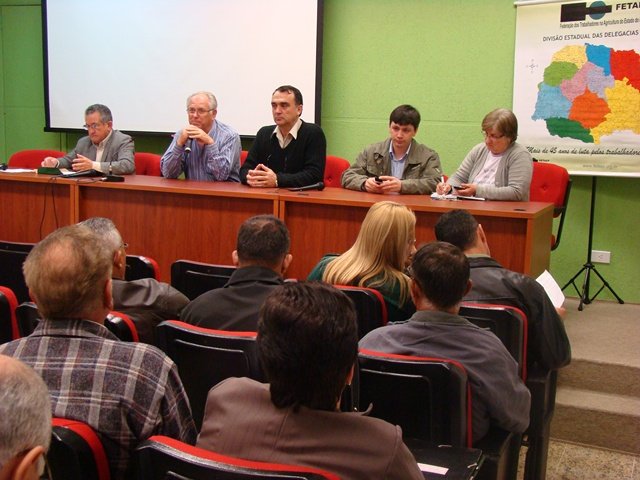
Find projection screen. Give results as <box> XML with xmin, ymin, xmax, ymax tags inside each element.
<box><xmin>43</xmin><ymin>0</ymin><xmax>323</xmax><ymax>136</ymax></box>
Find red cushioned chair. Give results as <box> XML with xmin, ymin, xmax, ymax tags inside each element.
<box><xmin>134</xmin><ymin>152</ymin><xmax>162</xmax><ymax>176</ymax></box>
<box><xmin>8</xmin><ymin>149</ymin><xmax>66</xmax><ymax>168</ymax></box>
<box><xmin>240</xmin><ymin>150</ymin><xmax>249</xmax><ymax>166</ymax></box>
<box><xmin>106</xmin><ymin>311</ymin><xmax>140</xmax><ymax>342</ymax></box>
<box><xmin>49</xmin><ymin>418</ymin><xmax>111</xmax><ymax>480</ymax></box>
<box><xmin>459</xmin><ymin>303</ymin><xmax>528</xmax><ymax>381</ymax></box>
<box><xmin>134</xmin><ymin>435</ymin><xmax>340</xmax><ymax>479</ymax></box>
<box><xmin>323</xmin><ymin>155</ymin><xmax>350</xmax><ymax>188</ymax></box>
<box><xmin>0</xmin><ymin>240</ymin><xmax>35</xmax><ymax>305</ymax></box>
<box><xmin>358</xmin><ymin>349</ymin><xmax>521</xmax><ymax>480</ymax></box>
<box><xmin>170</xmin><ymin>259</ymin><xmax>236</xmax><ymax>300</ymax></box>
<box><xmin>529</xmin><ymin>162</ymin><xmax>571</xmax><ymax>250</ymax></box>
<box><xmin>460</xmin><ymin>302</ymin><xmax>555</xmax><ymax>480</ymax></box>
<box><xmin>358</xmin><ymin>349</ymin><xmax>471</xmax><ymax>448</ymax></box>
<box><xmin>156</xmin><ymin>320</ymin><xmax>262</xmax><ymax>430</ymax></box>
<box><xmin>0</xmin><ymin>286</ymin><xmax>19</xmax><ymax>343</ymax></box>
<box><xmin>125</xmin><ymin>254</ymin><xmax>161</xmax><ymax>281</ymax></box>
<box><xmin>334</xmin><ymin>285</ymin><xmax>388</xmax><ymax>339</ymax></box>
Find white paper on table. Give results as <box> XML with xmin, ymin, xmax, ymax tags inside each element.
<box><xmin>417</xmin><ymin>462</ymin><xmax>448</xmax><ymax>475</ymax></box>
<box><xmin>0</xmin><ymin>168</ymin><xmax>36</xmax><ymax>173</ymax></box>
<box><xmin>536</xmin><ymin>270</ymin><xmax>565</xmax><ymax>308</ymax></box>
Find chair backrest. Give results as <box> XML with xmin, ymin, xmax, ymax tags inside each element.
<box><xmin>324</xmin><ymin>155</ymin><xmax>350</xmax><ymax>188</ymax></box>
<box><xmin>334</xmin><ymin>285</ymin><xmax>388</xmax><ymax>339</ymax></box>
<box><xmin>0</xmin><ymin>241</ymin><xmax>34</xmax><ymax>304</ymax></box>
<box><xmin>133</xmin><ymin>152</ymin><xmax>162</xmax><ymax>176</ymax></box>
<box><xmin>459</xmin><ymin>302</ymin><xmax>528</xmax><ymax>381</ymax></box>
<box><xmin>125</xmin><ymin>254</ymin><xmax>160</xmax><ymax>281</ymax></box>
<box><xmin>0</xmin><ymin>286</ymin><xmax>19</xmax><ymax>343</ymax></box>
<box><xmin>8</xmin><ymin>149</ymin><xmax>66</xmax><ymax>168</ymax></box>
<box><xmin>240</xmin><ymin>150</ymin><xmax>249</xmax><ymax>166</ymax></box>
<box><xmin>135</xmin><ymin>435</ymin><xmax>340</xmax><ymax>480</ymax></box>
<box><xmin>358</xmin><ymin>349</ymin><xmax>471</xmax><ymax>448</ymax></box>
<box><xmin>529</xmin><ymin>161</ymin><xmax>572</xmax><ymax>250</ymax></box>
<box><xmin>15</xmin><ymin>305</ymin><xmax>141</xmax><ymax>342</ymax></box>
<box><xmin>170</xmin><ymin>260</ymin><xmax>236</xmax><ymax>300</ymax></box>
<box><xmin>156</xmin><ymin>320</ymin><xmax>262</xmax><ymax>430</ymax></box>
<box><xmin>49</xmin><ymin>418</ymin><xmax>111</xmax><ymax>480</ymax></box>
<box><xmin>106</xmin><ymin>311</ymin><xmax>140</xmax><ymax>342</ymax></box>
<box><xmin>15</xmin><ymin>301</ymin><xmax>40</xmax><ymax>337</ymax></box>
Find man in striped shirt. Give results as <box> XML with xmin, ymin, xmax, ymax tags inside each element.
<box><xmin>0</xmin><ymin>225</ymin><xmax>196</xmax><ymax>479</ymax></box>
<box><xmin>161</xmin><ymin>91</ymin><xmax>241</xmax><ymax>181</ymax></box>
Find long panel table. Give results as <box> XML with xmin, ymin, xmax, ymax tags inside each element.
<box><xmin>0</xmin><ymin>173</ymin><xmax>553</xmax><ymax>281</ymax></box>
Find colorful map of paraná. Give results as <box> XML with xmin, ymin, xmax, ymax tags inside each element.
<box><xmin>532</xmin><ymin>44</ymin><xmax>640</xmax><ymax>143</ymax></box>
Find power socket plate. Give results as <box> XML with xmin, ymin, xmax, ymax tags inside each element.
<box><xmin>591</xmin><ymin>250</ymin><xmax>611</xmax><ymax>264</ymax></box>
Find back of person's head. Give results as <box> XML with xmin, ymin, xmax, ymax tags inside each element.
<box><xmin>323</xmin><ymin>201</ymin><xmax>415</xmax><ymax>301</ymax></box>
<box><xmin>389</xmin><ymin>104</ymin><xmax>421</xmax><ymax>130</ymax></box>
<box><xmin>411</xmin><ymin>242</ymin><xmax>470</xmax><ymax>310</ymax></box>
<box><xmin>23</xmin><ymin>224</ymin><xmax>112</xmax><ymax>320</ymax></box>
<box><xmin>273</xmin><ymin>85</ymin><xmax>303</xmax><ymax>105</ymax></box>
<box><xmin>257</xmin><ymin>282</ymin><xmax>358</xmax><ymax>412</ymax></box>
<box><xmin>79</xmin><ymin>217</ymin><xmax>122</xmax><ymax>256</ymax></box>
<box><xmin>236</xmin><ymin>215</ymin><xmax>290</xmax><ymax>269</ymax></box>
<box><xmin>0</xmin><ymin>355</ymin><xmax>51</xmax><ymax>478</ymax></box>
<box><xmin>482</xmin><ymin>108</ymin><xmax>518</xmax><ymax>142</ymax></box>
<box><xmin>434</xmin><ymin>209</ymin><xmax>479</xmax><ymax>251</ymax></box>
<box><xmin>85</xmin><ymin>104</ymin><xmax>112</xmax><ymax>123</ymax></box>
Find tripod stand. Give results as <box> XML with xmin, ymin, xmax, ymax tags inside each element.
<box><xmin>562</xmin><ymin>176</ymin><xmax>624</xmax><ymax>311</ymax></box>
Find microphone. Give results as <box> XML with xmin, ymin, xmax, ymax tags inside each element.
<box><xmin>288</xmin><ymin>181</ymin><xmax>325</xmax><ymax>192</ymax></box>
<box><xmin>183</xmin><ymin>139</ymin><xmax>193</xmax><ymax>174</ymax></box>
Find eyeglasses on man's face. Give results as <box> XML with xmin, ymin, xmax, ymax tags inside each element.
<box><xmin>186</xmin><ymin>108</ymin><xmax>213</xmax><ymax>116</ymax></box>
<box><xmin>83</xmin><ymin>122</ymin><xmax>105</xmax><ymax>130</ymax></box>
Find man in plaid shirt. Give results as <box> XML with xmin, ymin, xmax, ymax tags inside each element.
<box><xmin>0</xmin><ymin>224</ymin><xmax>196</xmax><ymax>479</ymax></box>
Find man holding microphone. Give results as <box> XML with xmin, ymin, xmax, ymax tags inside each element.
<box><xmin>161</xmin><ymin>91</ymin><xmax>241</xmax><ymax>182</ymax></box>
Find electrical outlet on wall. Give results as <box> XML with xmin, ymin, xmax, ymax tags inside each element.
<box><xmin>591</xmin><ymin>250</ymin><xmax>611</xmax><ymax>264</ymax></box>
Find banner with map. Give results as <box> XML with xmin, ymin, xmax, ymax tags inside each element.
<box><xmin>513</xmin><ymin>1</ymin><xmax>640</xmax><ymax>176</ymax></box>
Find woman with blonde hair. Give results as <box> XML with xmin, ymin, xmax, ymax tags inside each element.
<box><xmin>307</xmin><ymin>201</ymin><xmax>416</xmax><ymax>322</ymax></box>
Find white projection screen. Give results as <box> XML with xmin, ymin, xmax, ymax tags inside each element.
<box><xmin>43</xmin><ymin>0</ymin><xmax>323</xmax><ymax>136</ymax></box>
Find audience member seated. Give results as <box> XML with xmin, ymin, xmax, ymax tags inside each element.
<box><xmin>161</xmin><ymin>91</ymin><xmax>241</xmax><ymax>182</ymax></box>
<box><xmin>181</xmin><ymin>215</ymin><xmax>291</xmax><ymax>330</ymax></box>
<box><xmin>436</xmin><ymin>108</ymin><xmax>532</xmax><ymax>200</ymax></box>
<box><xmin>80</xmin><ymin>217</ymin><xmax>189</xmax><ymax>345</ymax></box>
<box><xmin>240</xmin><ymin>85</ymin><xmax>326</xmax><ymax>189</ymax></box>
<box><xmin>197</xmin><ymin>282</ymin><xmax>423</xmax><ymax>480</ymax></box>
<box><xmin>341</xmin><ymin>104</ymin><xmax>442</xmax><ymax>194</ymax></box>
<box><xmin>41</xmin><ymin>104</ymin><xmax>135</xmax><ymax>175</ymax></box>
<box><xmin>435</xmin><ymin>209</ymin><xmax>571</xmax><ymax>371</ymax></box>
<box><xmin>0</xmin><ymin>355</ymin><xmax>51</xmax><ymax>480</ymax></box>
<box><xmin>307</xmin><ymin>201</ymin><xmax>416</xmax><ymax>323</ymax></box>
<box><xmin>0</xmin><ymin>224</ymin><xmax>196</xmax><ymax>478</ymax></box>
<box><xmin>360</xmin><ymin>242</ymin><xmax>530</xmax><ymax>444</ymax></box>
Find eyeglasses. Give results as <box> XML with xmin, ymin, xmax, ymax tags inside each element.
<box><xmin>83</xmin><ymin>122</ymin><xmax>104</xmax><ymax>130</ymax></box>
<box><xmin>186</xmin><ymin>108</ymin><xmax>213</xmax><ymax>116</ymax></box>
<box><xmin>483</xmin><ymin>131</ymin><xmax>505</xmax><ymax>140</ymax></box>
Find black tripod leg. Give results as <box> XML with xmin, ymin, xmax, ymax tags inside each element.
<box><xmin>589</xmin><ymin>266</ymin><xmax>625</xmax><ymax>305</ymax></box>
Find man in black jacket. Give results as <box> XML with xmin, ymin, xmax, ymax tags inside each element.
<box><xmin>181</xmin><ymin>215</ymin><xmax>292</xmax><ymax>331</ymax></box>
<box><xmin>435</xmin><ymin>209</ymin><xmax>571</xmax><ymax>372</ymax></box>
<box><xmin>240</xmin><ymin>85</ymin><xmax>326</xmax><ymax>189</ymax></box>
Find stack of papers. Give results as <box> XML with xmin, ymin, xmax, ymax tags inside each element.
<box><xmin>430</xmin><ymin>193</ymin><xmax>485</xmax><ymax>201</ymax></box>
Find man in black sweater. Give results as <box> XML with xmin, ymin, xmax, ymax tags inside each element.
<box><xmin>240</xmin><ymin>85</ymin><xmax>326</xmax><ymax>188</ymax></box>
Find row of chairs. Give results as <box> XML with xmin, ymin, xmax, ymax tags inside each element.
<box><xmin>49</xmin><ymin>420</ymin><xmax>339</xmax><ymax>480</ymax></box>
<box><xmin>6</xmin><ymin>149</ymin><xmax>352</xmax><ymax>188</ymax></box>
